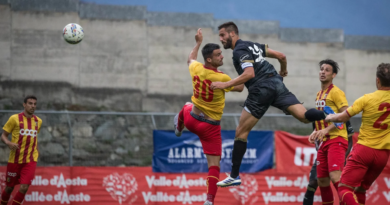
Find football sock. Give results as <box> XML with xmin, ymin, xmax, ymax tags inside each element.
<box><xmin>1</xmin><ymin>190</ymin><xmax>11</xmax><ymax>205</ymax></box>
<box><xmin>12</xmin><ymin>191</ymin><xmax>25</xmax><ymax>205</ymax></box>
<box><xmin>354</xmin><ymin>191</ymin><xmax>365</xmax><ymax>205</ymax></box>
<box><xmin>303</xmin><ymin>185</ymin><xmax>317</xmax><ymax>205</ymax></box>
<box><xmin>231</xmin><ymin>138</ymin><xmax>247</xmax><ymax>178</ymax></box>
<box><xmin>206</xmin><ymin>166</ymin><xmax>220</xmax><ymax>203</ymax></box>
<box><xmin>339</xmin><ymin>186</ymin><xmax>359</xmax><ymax>205</ymax></box>
<box><xmin>319</xmin><ymin>185</ymin><xmax>334</xmax><ymax>204</ymax></box>
<box><xmin>305</xmin><ymin>108</ymin><xmax>326</xmax><ymax>122</ymax></box>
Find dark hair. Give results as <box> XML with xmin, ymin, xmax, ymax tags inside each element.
<box><xmin>201</xmin><ymin>43</ymin><xmax>220</xmax><ymax>62</ymax></box>
<box><xmin>319</xmin><ymin>59</ymin><xmax>340</xmax><ymax>74</ymax></box>
<box><xmin>218</xmin><ymin>21</ymin><xmax>239</xmax><ymax>35</ymax></box>
<box><xmin>24</xmin><ymin>95</ymin><xmax>37</xmax><ymax>103</ymax></box>
<box><xmin>377</xmin><ymin>63</ymin><xmax>390</xmax><ymax>87</ymax></box>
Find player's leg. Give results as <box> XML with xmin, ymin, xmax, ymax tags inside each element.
<box><xmin>1</xmin><ymin>163</ymin><xmax>19</xmax><ymax>205</ymax></box>
<box><xmin>197</xmin><ymin>122</ymin><xmax>222</xmax><ymax>205</ymax></box>
<box><xmin>205</xmin><ymin>154</ymin><xmax>221</xmax><ymax>205</ymax></box>
<box><xmin>12</xmin><ymin>162</ymin><xmax>37</xmax><ymax>205</ymax></box>
<box><xmin>303</xmin><ymin>160</ymin><xmax>318</xmax><ymax>205</ymax></box>
<box><xmin>338</xmin><ymin>144</ymin><xmax>371</xmax><ymax>205</ymax></box>
<box><xmin>174</xmin><ymin>102</ymin><xmax>192</xmax><ymax>136</ymax></box>
<box><xmin>327</xmin><ymin>138</ymin><xmax>348</xmax><ymax>192</ymax></box>
<box><xmin>354</xmin><ymin>148</ymin><xmax>390</xmax><ymax>205</ymax></box>
<box><xmin>270</xmin><ymin>76</ymin><xmax>325</xmax><ymax>123</ymax></box>
<box><xmin>1</xmin><ymin>186</ymin><xmax>14</xmax><ymax>205</ymax></box>
<box><xmin>316</xmin><ymin>143</ymin><xmax>335</xmax><ymax>204</ymax></box>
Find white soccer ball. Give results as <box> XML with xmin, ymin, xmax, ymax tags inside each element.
<box><xmin>63</xmin><ymin>23</ymin><xmax>84</xmax><ymax>44</ymax></box>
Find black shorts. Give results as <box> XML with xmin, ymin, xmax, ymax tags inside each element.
<box><xmin>309</xmin><ymin>160</ymin><xmax>318</xmax><ymax>181</ymax></box>
<box><xmin>244</xmin><ymin>75</ymin><xmax>301</xmax><ymax>119</ymax></box>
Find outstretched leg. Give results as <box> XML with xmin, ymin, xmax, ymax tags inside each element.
<box><xmin>287</xmin><ymin>104</ymin><xmax>326</xmax><ymax>123</ymax></box>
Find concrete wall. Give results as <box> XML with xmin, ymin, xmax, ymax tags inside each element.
<box><xmin>0</xmin><ymin>1</ymin><xmax>390</xmax><ymax>112</ymax></box>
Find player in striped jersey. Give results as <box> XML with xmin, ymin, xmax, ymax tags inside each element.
<box><xmin>325</xmin><ymin>63</ymin><xmax>390</xmax><ymax>205</ymax></box>
<box><xmin>1</xmin><ymin>95</ymin><xmax>42</xmax><ymax>205</ymax></box>
<box><xmin>305</xmin><ymin>60</ymin><xmax>354</xmax><ymax>205</ymax></box>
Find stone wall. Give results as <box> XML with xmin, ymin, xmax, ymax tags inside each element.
<box><xmin>0</xmin><ymin>1</ymin><xmax>390</xmax><ymax>112</ymax></box>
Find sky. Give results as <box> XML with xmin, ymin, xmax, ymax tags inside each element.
<box><xmin>81</xmin><ymin>0</ymin><xmax>390</xmax><ymax>36</ymax></box>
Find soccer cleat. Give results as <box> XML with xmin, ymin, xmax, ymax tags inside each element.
<box><xmin>174</xmin><ymin>114</ymin><xmax>182</xmax><ymax>137</ymax></box>
<box><xmin>203</xmin><ymin>200</ymin><xmax>213</xmax><ymax>205</ymax></box>
<box><xmin>323</xmin><ymin>106</ymin><xmax>344</xmax><ymax>129</ymax></box>
<box><xmin>216</xmin><ymin>175</ymin><xmax>241</xmax><ymax>187</ymax></box>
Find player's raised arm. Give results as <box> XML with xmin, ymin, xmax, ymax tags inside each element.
<box><xmin>266</xmin><ymin>48</ymin><xmax>287</xmax><ymax>77</ymax></box>
<box><xmin>187</xmin><ymin>28</ymin><xmax>203</xmax><ymax>66</ymax></box>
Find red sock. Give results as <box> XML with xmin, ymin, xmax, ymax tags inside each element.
<box><xmin>1</xmin><ymin>190</ymin><xmax>11</xmax><ymax>205</ymax></box>
<box><xmin>206</xmin><ymin>166</ymin><xmax>220</xmax><ymax>203</ymax></box>
<box><xmin>354</xmin><ymin>191</ymin><xmax>365</xmax><ymax>205</ymax></box>
<box><xmin>12</xmin><ymin>191</ymin><xmax>25</xmax><ymax>205</ymax></box>
<box><xmin>338</xmin><ymin>186</ymin><xmax>359</xmax><ymax>205</ymax></box>
<box><xmin>319</xmin><ymin>185</ymin><xmax>334</xmax><ymax>204</ymax></box>
<box><xmin>334</xmin><ymin>181</ymin><xmax>339</xmax><ymax>192</ymax></box>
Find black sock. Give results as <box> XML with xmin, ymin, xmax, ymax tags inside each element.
<box><xmin>305</xmin><ymin>108</ymin><xmax>326</xmax><ymax>122</ymax></box>
<box><xmin>230</xmin><ymin>139</ymin><xmax>247</xmax><ymax>178</ymax></box>
<box><xmin>303</xmin><ymin>185</ymin><xmax>317</xmax><ymax>205</ymax></box>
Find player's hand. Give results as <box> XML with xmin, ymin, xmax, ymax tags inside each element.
<box><xmin>325</xmin><ymin>114</ymin><xmax>335</xmax><ymax>122</ymax></box>
<box><xmin>6</xmin><ymin>141</ymin><xmax>19</xmax><ymax>150</ymax></box>
<box><xmin>309</xmin><ymin>129</ymin><xmax>327</xmax><ymax>142</ymax></box>
<box><xmin>308</xmin><ymin>131</ymin><xmax>316</xmax><ymax>144</ymax></box>
<box><xmin>279</xmin><ymin>70</ymin><xmax>288</xmax><ymax>77</ymax></box>
<box><xmin>195</xmin><ymin>28</ymin><xmax>203</xmax><ymax>44</ymax></box>
<box><xmin>210</xmin><ymin>82</ymin><xmax>228</xmax><ymax>90</ymax></box>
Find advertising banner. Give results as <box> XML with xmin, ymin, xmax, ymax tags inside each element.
<box><xmin>152</xmin><ymin>130</ymin><xmax>274</xmax><ymax>173</ymax></box>
<box><xmin>1</xmin><ymin>167</ymin><xmax>390</xmax><ymax>204</ymax></box>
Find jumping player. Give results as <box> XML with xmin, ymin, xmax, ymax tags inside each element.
<box><xmin>325</xmin><ymin>63</ymin><xmax>390</xmax><ymax>205</ymax></box>
<box><xmin>1</xmin><ymin>95</ymin><xmax>42</xmax><ymax>205</ymax></box>
<box><xmin>174</xmin><ymin>28</ymin><xmax>244</xmax><ymax>205</ymax></box>
<box><xmin>212</xmin><ymin>22</ymin><xmax>328</xmax><ymax>187</ymax></box>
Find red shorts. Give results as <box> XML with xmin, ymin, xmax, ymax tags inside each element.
<box><xmin>5</xmin><ymin>162</ymin><xmax>37</xmax><ymax>187</ymax></box>
<box><xmin>340</xmin><ymin>144</ymin><xmax>390</xmax><ymax>190</ymax></box>
<box><xmin>182</xmin><ymin>104</ymin><xmax>222</xmax><ymax>156</ymax></box>
<box><xmin>316</xmin><ymin>136</ymin><xmax>348</xmax><ymax>178</ymax></box>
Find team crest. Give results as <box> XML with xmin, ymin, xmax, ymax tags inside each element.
<box><xmin>7</xmin><ymin>177</ymin><xmax>10</xmax><ymax>182</ymax></box>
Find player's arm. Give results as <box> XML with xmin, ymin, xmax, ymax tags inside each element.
<box><xmin>187</xmin><ymin>28</ymin><xmax>203</xmax><ymax>66</ymax></box>
<box><xmin>210</xmin><ymin>49</ymin><xmax>255</xmax><ymax>90</ymax></box>
<box><xmin>325</xmin><ymin>111</ymin><xmax>351</xmax><ymax>123</ymax></box>
<box><xmin>1</xmin><ymin>130</ymin><xmax>19</xmax><ymax>150</ymax></box>
<box><xmin>266</xmin><ymin>48</ymin><xmax>287</xmax><ymax>77</ymax></box>
<box><xmin>230</xmin><ymin>84</ymin><xmax>244</xmax><ymax>92</ymax></box>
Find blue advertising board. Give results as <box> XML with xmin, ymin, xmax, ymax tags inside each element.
<box><xmin>152</xmin><ymin>130</ymin><xmax>274</xmax><ymax>173</ymax></box>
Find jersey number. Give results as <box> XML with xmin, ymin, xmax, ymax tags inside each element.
<box><xmin>193</xmin><ymin>76</ymin><xmax>213</xmax><ymax>102</ymax></box>
<box><xmin>373</xmin><ymin>102</ymin><xmax>390</xmax><ymax>129</ymax></box>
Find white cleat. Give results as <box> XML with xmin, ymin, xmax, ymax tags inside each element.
<box><xmin>203</xmin><ymin>200</ymin><xmax>213</xmax><ymax>205</ymax></box>
<box><xmin>216</xmin><ymin>175</ymin><xmax>241</xmax><ymax>187</ymax></box>
<box><xmin>174</xmin><ymin>114</ymin><xmax>182</xmax><ymax>137</ymax></box>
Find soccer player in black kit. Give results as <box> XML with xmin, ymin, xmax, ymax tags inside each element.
<box><xmin>210</xmin><ymin>22</ymin><xmax>330</xmax><ymax>187</ymax></box>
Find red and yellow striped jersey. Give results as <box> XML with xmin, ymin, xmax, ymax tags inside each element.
<box><xmin>3</xmin><ymin>113</ymin><xmax>42</xmax><ymax>164</ymax></box>
<box><xmin>347</xmin><ymin>90</ymin><xmax>390</xmax><ymax>149</ymax></box>
<box><xmin>189</xmin><ymin>61</ymin><xmax>234</xmax><ymax>120</ymax></box>
<box><xmin>315</xmin><ymin>84</ymin><xmax>348</xmax><ymax>141</ymax></box>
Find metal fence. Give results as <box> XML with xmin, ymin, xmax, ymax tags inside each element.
<box><xmin>0</xmin><ymin>110</ymin><xmax>362</xmax><ymax>167</ymax></box>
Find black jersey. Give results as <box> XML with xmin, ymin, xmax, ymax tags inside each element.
<box><xmin>232</xmin><ymin>39</ymin><xmax>278</xmax><ymax>88</ymax></box>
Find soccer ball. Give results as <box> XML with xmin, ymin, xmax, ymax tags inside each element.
<box><xmin>63</xmin><ymin>23</ymin><xmax>84</xmax><ymax>44</ymax></box>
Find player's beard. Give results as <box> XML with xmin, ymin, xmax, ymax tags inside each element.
<box><xmin>223</xmin><ymin>36</ymin><xmax>233</xmax><ymax>49</ymax></box>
